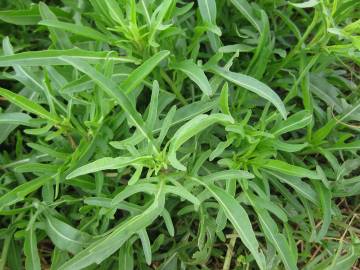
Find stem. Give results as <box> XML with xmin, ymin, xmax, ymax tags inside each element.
<box><xmin>223</xmin><ymin>233</ymin><xmax>237</xmax><ymax>270</ymax></box>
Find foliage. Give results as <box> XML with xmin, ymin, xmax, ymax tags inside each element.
<box><xmin>0</xmin><ymin>0</ymin><xmax>359</xmax><ymax>269</ymax></box>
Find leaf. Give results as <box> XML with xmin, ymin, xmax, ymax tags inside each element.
<box><xmin>168</xmin><ymin>113</ymin><xmax>234</xmax><ymax>171</ymax></box>
<box><xmin>157</xmin><ymin>105</ymin><xmax>176</xmax><ymax>145</ymax></box>
<box><xmin>174</xmin><ymin>60</ymin><xmax>212</xmax><ymax>96</ymax></box>
<box><xmin>210</xmin><ymin>66</ymin><xmax>287</xmax><ymax>119</ymax></box>
<box><xmin>246</xmin><ymin>192</ymin><xmax>297</xmax><ymax>270</ymax></box>
<box><xmin>146</xmin><ymin>80</ymin><xmax>159</xmax><ymax>130</ymax></box>
<box><xmin>0</xmin><ymin>112</ymin><xmax>34</xmax><ymax>126</ymax></box>
<box><xmin>104</xmin><ymin>0</ymin><xmax>126</xmax><ymax>26</ymax></box>
<box><xmin>60</xmin><ymin>57</ymin><xmax>158</xmax><ymax>153</ymax></box>
<box><xmin>271</xmin><ymin>140</ymin><xmax>308</xmax><ymax>152</ymax></box>
<box><xmin>289</xmin><ymin>0</ymin><xmax>319</xmax><ymax>8</ymax></box>
<box><xmin>219</xmin><ymin>82</ymin><xmax>231</xmax><ymax>115</ymax></box>
<box><xmin>24</xmin><ymin>227</ymin><xmax>41</xmax><ymax>270</ymax></box>
<box><xmin>0</xmin><ymin>87</ymin><xmax>61</xmax><ymax>123</ymax></box>
<box><xmin>148</xmin><ymin>0</ymin><xmax>173</xmax><ymax>46</ymax></box>
<box><xmin>27</xmin><ymin>142</ymin><xmax>68</xmax><ymax>160</ymax></box>
<box><xmin>112</xmin><ymin>183</ymin><xmax>158</xmax><ymax>205</ymax></box>
<box><xmin>272</xmin><ymin>111</ymin><xmax>312</xmax><ymax>135</ymax></box>
<box><xmin>229</xmin><ymin>0</ymin><xmax>261</xmax><ymax>32</ymax></box>
<box><xmin>266</xmin><ymin>171</ymin><xmax>318</xmax><ymax>204</ymax></box>
<box><xmin>0</xmin><ymin>49</ymin><xmax>137</xmax><ymax>66</ymax></box>
<box><xmin>251</xmin><ymin>201</ymin><xmax>297</xmax><ymax>270</ymax></box>
<box><xmin>44</xmin><ymin>214</ymin><xmax>91</xmax><ymax>254</ymax></box>
<box><xmin>154</xmin><ymin>99</ymin><xmax>218</xmax><ymax>133</ymax></box>
<box><xmin>195</xmin><ymin>179</ymin><xmax>266</xmax><ymax>270</ymax></box>
<box><xmin>0</xmin><ymin>176</ymin><xmax>52</xmax><ymax>209</ymax></box>
<box><xmin>326</xmin><ymin>140</ymin><xmax>360</xmax><ymax>151</ymax></box>
<box><xmin>161</xmin><ymin>210</ymin><xmax>175</xmax><ymax>236</ymax></box>
<box><xmin>121</xmin><ymin>51</ymin><xmax>169</xmax><ymax>93</ymax></box>
<box><xmin>58</xmin><ymin>180</ymin><xmax>166</xmax><ymax>270</ymax></box>
<box><xmin>118</xmin><ymin>242</ymin><xmax>134</xmax><ymax>270</ymax></box>
<box><xmin>197</xmin><ymin>0</ymin><xmax>221</xmax><ymax>50</ymax></box>
<box><xmin>39</xmin><ymin>2</ymin><xmax>72</xmax><ymax>49</ymax></box>
<box><xmin>198</xmin><ymin>0</ymin><xmax>217</xmax><ymax>26</ymax></box>
<box><xmin>138</xmin><ymin>230</ymin><xmax>152</xmax><ymax>265</ymax></box>
<box><xmin>66</xmin><ymin>156</ymin><xmax>152</xmax><ymax>179</ymax></box>
<box><xmin>39</xmin><ymin>20</ymin><xmax>113</xmax><ymax>43</ymax></box>
<box><xmin>202</xmin><ymin>170</ymin><xmax>254</xmax><ymax>183</ymax></box>
<box><xmin>165</xmin><ymin>185</ymin><xmax>201</xmax><ymax>208</ymax></box>
<box><xmin>313</xmin><ymin>181</ymin><xmax>332</xmax><ymax>241</ymax></box>
<box><xmin>261</xmin><ymin>160</ymin><xmax>320</xmax><ymax>179</ymax></box>
<box><xmin>0</xmin><ymin>9</ymin><xmax>41</xmax><ymax>25</ymax></box>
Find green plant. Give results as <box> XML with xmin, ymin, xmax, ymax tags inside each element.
<box><xmin>0</xmin><ymin>0</ymin><xmax>359</xmax><ymax>269</ymax></box>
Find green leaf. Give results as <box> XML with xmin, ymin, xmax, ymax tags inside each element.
<box><xmin>266</xmin><ymin>171</ymin><xmax>318</xmax><ymax>205</ymax></box>
<box><xmin>202</xmin><ymin>170</ymin><xmax>254</xmax><ymax>183</ymax></box>
<box><xmin>272</xmin><ymin>111</ymin><xmax>312</xmax><ymax>135</ymax></box>
<box><xmin>39</xmin><ymin>20</ymin><xmax>113</xmax><ymax>43</ymax></box>
<box><xmin>66</xmin><ymin>156</ymin><xmax>152</xmax><ymax>179</ymax></box>
<box><xmin>246</xmin><ymin>192</ymin><xmax>297</xmax><ymax>270</ymax></box>
<box><xmin>44</xmin><ymin>214</ymin><xmax>91</xmax><ymax>254</ymax></box>
<box><xmin>148</xmin><ymin>0</ymin><xmax>173</xmax><ymax>47</ymax></box>
<box><xmin>118</xmin><ymin>242</ymin><xmax>134</xmax><ymax>270</ymax></box>
<box><xmin>0</xmin><ymin>49</ymin><xmax>137</xmax><ymax>66</ymax></box>
<box><xmin>24</xmin><ymin>227</ymin><xmax>41</xmax><ymax>270</ymax></box>
<box><xmin>289</xmin><ymin>0</ymin><xmax>319</xmax><ymax>8</ymax></box>
<box><xmin>121</xmin><ymin>51</ymin><xmax>170</xmax><ymax>93</ymax></box>
<box><xmin>138</xmin><ymin>230</ymin><xmax>152</xmax><ymax>265</ymax></box>
<box><xmin>196</xmin><ymin>179</ymin><xmax>266</xmax><ymax>270</ymax></box>
<box><xmin>146</xmin><ymin>80</ymin><xmax>160</xmax><ymax>130</ymax></box>
<box><xmin>60</xmin><ymin>57</ymin><xmax>159</xmax><ymax>153</ymax></box>
<box><xmin>229</xmin><ymin>0</ymin><xmax>261</xmax><ymax>32</ymax></box>
<box><xmin>219</xmin><ymin>82</ymin><xmax>231</xmax><ymax>115</ymax></box>
<box><xmin>0</xmin><ymin>112</ymin><xmax>34</xmax><ymax>126</ymax></box>
<box><xmin>313</xmin><ymin>181</ymin><xmax>331</xmax><ymax>241</ymax></box>
<box><xmin>58</xmin><ymin>180</ymin><xmax>166</xmax><ymax>270</ymax></box>
<box><xmin>255</xmin><ymin>207</ymin><xmax>297</xmax><ymax>270</ymax></box>
<box><xmin>0</xmin><ymin>87</ymin><xmax>61</xmax><ymax>123</ymax></box>
<box><xmin>174</xmin><ymin>60</ymin><xmax>212</xmax><ymax>97</ymax></box>
<box><xmin>154</xmin><ymin>100</ymin><xmax>218</xmax><ymax>133</ymax></box>
<box><xmin>270</xmin><ymin>140</ymin><xmax>308</xmax><ymax>152</ymax></box>
<box><xmin>168</xmin><ymin>113</ymin><xmax>234</xmax><ymax>171</ymax></box>
<box><xmin>210</xmin><ymin>66</ymin><xmax>287</xmax><ymax>119</ymax></box>
<box><xmin>0</xmin><ymin>176</ymin><xmax>52</xmax><ymax>209</ymax></box>
<box><xmin>326</xmin><ymin>140</ymin><xmax>360</xmax><ymax>151</ymax></box>
<box><xmin>261</xmin><ymin>160</ymin><xmax>320</xmax><ymax>179</ymax></box>
<box><xmin>157</xmin><ymin>105</ymin><xmax>176</xmax><ymax>145</ymax></box>
<box><xmin>0</xmin><ymin>9</ymin><xmax>41</xmax><ymax>25</ymax></box>
<box><xmin>198</xmin><ymin>0</ymin><xmax>217</xmax><ymax>26</ymax></box>
<box><xmin>39</xmin><ymin>2</ymin><xmax>72</xmax><ymax>49</ymax></box>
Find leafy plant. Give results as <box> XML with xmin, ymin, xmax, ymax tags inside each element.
<box><xmin>0</xmin><ymin>0</ymin><xmax>359</xmax><ymax>269</ymax></box>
